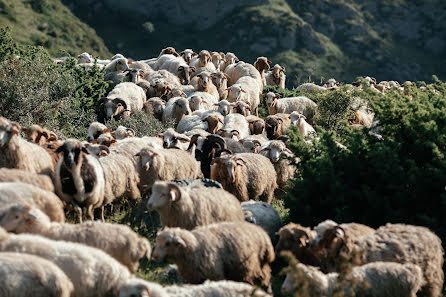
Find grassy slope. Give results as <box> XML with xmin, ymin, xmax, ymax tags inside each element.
<box><xmin>0</xmin><ymin>0</ymin><xmax>109</xmax><ymax>57</ymax></box>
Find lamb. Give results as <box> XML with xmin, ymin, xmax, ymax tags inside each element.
<box><xmin>253</xmin><ymin>56</ymin><xmax>271</xmax><ymax>87</ymax></box>
<box><xmin>239</xmin><ymin>134</ymin><xmax>269</xmax><ymax>153</ymax></box>
<box><xmin>289</xmin><ymin>111</ymin><xmax>317</xmax><ymax>138</ymax></box>
<box><xmin>264</xmin><ymin>113</ymin><xmax>292</xmax><ymax>140</ymax></box>
<box><xmin>0</xmin><ymin>227</ymin><xmax>132</xmax><ymax>297</ymax></box>
<box><xmin>315</xmin><ymin>223</ymin><xmax>444</xmax><ymax>297</ymax></box>
<box><xmin>265</xmin><ymin>92</ymin><xmax>317</xmax><ymax>119</ymax></box>
<box><xmin>112</xmin><ymin>125</ymin><xmax>136</xmax><ymax>140</ymax></box>
<box><xmin>144</xmin><ymin>97</ymin><xmax>165</xmax><ymax>121</ymax></box>
<box><xmin>231</xmin><ymin>100</ymin><xmax>251</xmax><ymax>116</ymax></box>
<box><xmin>120</xmin><ymin>279</ymin><xmax>271</xmax><ymax>297</ymax></box>
<box><xmin>218</xmin><ymin>113</ymin><xmax>250</xmax><ymax>140</ymax></box>
<box><xmin>152</xmin><ymin>222</ymin><xmax>275</xmax><ymax>288</ymax></box>
<box><xmin>162</xmin><ymin>97</ymin><xmax>191</xmax><ymax>125</ymax></box>
<box><xmin>0</xmin><ymin>182</ymin><xmax>65</xmax><ymax>222</ymax></box>
<box><xmin>155</xmin><ymin>54</ymin><xmax>196</xmax><ymax>85</ymax></box>
<box><xmin>54</xmin><ymin>139</ymin><xmax>105</xmax><ymax>222</ymax></box>
<box><xmin>22</xmin><ymin>124</ymin><xmax>57</xmax><ymax>145</ymax></box>
<box><xmin>265</xmin><ymin>64</ymin><xmax>286</xmax><ymax>88</ymax></box>
<box><xmin>99</xmin><ymin>82</ymin><xmax>147</xmax><ymax>120</ymax></box>
<box><xmin>210</xmin><ymin>153</ymin><xmax>277</xmax><ymax>203</ymax></box>
<box><xmin>159</xmin><ymin>128</ymin><xmax>191</xmax><ymax>150</ymax></box>
<box><xmin>246</xmin><ymin>115</ymin><xmax>265</xmax><ymax>135</ymax></box>
<box><xmin>180</xmin><ymin>48</ymin><xmax>197</xmax><ymax>64</ymax></box>
<box><xmin>86</xmin><ymin>121</ymin><xmax>108</xmax><ymax>142</ymax></box>
<box><xmin>0</xmin><ymin>252</ymin><xmax>74</xmax><ymax>297</ymax></box>
<box><xmin>281</xmin><ymin>262</ymin><xmax>425</xmax><ymax>297</ymax></box>
<box><xmin>0</xmin><ymin>117</ymin><xmax>54</xmax><ymax>175</ymax></box>
<box><xmin>104</xmin><ymin>57</ymin><xmax>129</xmax><ymax>73</ymax></box>
<box><xmin>241</xmin><ymin>200</ymin><xmax>282</xmax><ymax>243</ymax></box>
<box><xmin>0</xmin><ymin>204</ymin><xmax>151</xmax><ymax>272</ymax></box>
<box><xmin>194</xmin><ymin>71</ymin><xmax>220</xmax><ymax>99</ymax></box>
<box><xmin>211</xmin><ymin>71</ymin><xmax>229</xmax><ymax>99</ymax></box>
<box><xmin>135</xmin><ymin>146</ymin><xmax>201</xmax><ymax>190</ymax></box>
<box><xmin>0</xmin><ymin>168</ymin><xmax>55</xmax><ymax>192</ymax></box>
<box><xmin>259</xmin><ymin>140</ymin><xmax>296</xmax><ymax>187</ymax></box>
<box><xmin>147</xmin><ymin>181</ymin><xmax>245</xmax><ymax>230</ymax></box>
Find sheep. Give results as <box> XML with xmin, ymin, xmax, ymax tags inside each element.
<box><xmin>190</xmin><ymin>50</ymin><xmax>217</xmax><ymax>76</ymax></box>
<box><xmin>258</xmin><ymin>140</ymin><xmax>296</xmax><ymax>187</ymax></box>
<box><xmin>162</xmin><ymin>97</ymin><xmax>191</xmax><ymax>125</ymax></box>
<box><xmin>145</xmin><ymin>69</ymin><xmax>182</xmax><ymax>89</ymax></box>
<box><xmin>99</xmin><ymin>82</ymin><xmax>147</xmax><ymax>120</ymax></box>
<box><xmin>120</xmin><ymin>279</ymin><xmax>271</xmax><ymax>297</ymax></box>
<box><xmin>227</xmin><ymin>77</ymin><xmax>261</xmax><ymax>116</ymax></box>
<box><xmin>0</xmin><ymin>182</ymin><xmax>65</xmax><ymax>222</ymax></box>
<box><xmin>147</xmin><ymin>181</ymin><xmax>244</xmax><ymax>230</ymax></box>
<box><xmin>253</xmin><ymin>56</ymin><xmax>271</xmax><ymax>87</ymax></box>
<box><xmin>350</xmin><ymin>97</ymin><xmax>374</xmax><ymax>128</ymax></box>
<box><xmin>215</xmin><ymin>99</ymin><xmax>232</xmax><ymax>116</ymax></box>
<box><xmin>159</xmin><ymin>128</ymin><xmax>191</xmax><ymax>150</ymax></box>
<box><xmin>105</xmin><ymin>57</ymin><xmax>130</xmax><ymax>73</ymax></box>
<box><xmin>188</xmin><ymin>134</ymin><xmax>228</xmax><ymax>178</ymax></box>
<box><xmin>180</xmin><ymin>48</ymin><xmax>197</xmax><ymax>64</ymax></box>
<box><xmin>188</xmin><ymin>92</ymin><xmax>218</xmax><ymax>111</ymax></box>
<box><xmin>22</xmin><ymin>124</ymin><xmax>57</xmax><ymax>145</ymax></box>
<box><xmin>265</xmin><ymin>92</ymin><xmax>317</xmax><ymax>118</ymax></box>
<box><xmin>246</xmin><ymin>115</ymin><xmax>265</xmax><ymax>135</ymax></box>
<box><xmin>54</xmin><ymin>139</ymin><xmax>105</xmax><ymax>222</ymax></box>
<box><xmin>95</xmin><ymin>130</ymin><xmax>116</xmax><ymax>147</ymax></box>
<box><xmin>86</xmin><ymin>121</ymin><xmax>108</xmax><ymax>142</ymax></box>
<box><xmin>289</xmin><ymin>111</ymin><xmax>317</xmax><ymax>138</ymax></box>
<box><xmin>324</xmin><ymin>78</ymin><xmax>339</xmax><ymax>89</ymax></box>
<box><xmin>0</xmin><ymin>117</ymin><xmax>54</xmax><ymax>175</ymax></box>
<box><xmin>194</xmin><ymin>71</ymin><xmax>220</xmax><ymax>99</ymax></box>
<box><xmin>83</xmin><ymin>142</ymin><xmax>110</xmax><ymax>157</ymax></box>
<box><xmin>315</xmin><ymin>223</ymin><xmax>444</xmax><ymax>297</ymax></box>
<box><xmin>312</xmin><ymin>219</ymin><xmax>375</xmax><ymax>247</ymax></box>
<box><xmin>296</xmin><ymin>82</ymin><xmax>329</xmax><ymax>93</ymax></box>
<box><xmin>135</xmin><ymin>146</ymin><xmax>201</xmax><ymax>190</ymax></box>
<box><xmin>144</xmin><ymin>97</ymin><xmax>165</xmax><ymax>121</ymax></box>
<box><xmin>241</xmin><ymin>200</ymin><xmax>282</xmax><ymax>243</ymax></box>
<box><xmin>0</xmin><ymin>252</ymin><xmax>74</xmax><ymax>297</ymax></box>
<box><xmin>155</xmin><ymin>54</ymin><xmax>196</xmax><ymax>85</ymax></box>
<box><xmin>220</xmin><ymin>52</ymin><xmax>238</xmax><ymax>72</ymax></box>
<box><xmin>113</xmin><ymin>125</ymin><xmax>136</xmax><ymax>140</ymax></box>
<box><xmin>231</xmin><ymin>100</ymin><xmax>251</xmax><ymax>116</ymax></box>
<box><xmin>239</xmin><ymin>134</ymin><xmax>269</xmax><ymax>153</ymax></box>
<box><xmin>0</xmin><ymin>227</ymin><xmax>132</xmax><ymax>297</ymax></box>
<box><xmin>281</xmin><ymin>262</ymin><xmax>425</xmax><ymax>297</ymax></box>
<box><xmin>218</xmin><ymin>113</ymin><xmax>250</xmax><ymax>141</ymax></box>
<box><xmin>275</xmin><ymin>223</ymin><xmax>320</xmax><ymax>266</ymax></box>
<box><xmin>0</xmin><ymin>204</ymin><xmax>151</xmax><ymax>272</ymax></box>
<box><xmin>265</xmin><ymin>113</ymin><xmax>292</xmax><ymax>140</ymax></box>
<box><xmin>265</xmin><ymin>64</ymin><xmax>286</xmax><ymax>88</ymax></box>
<box><xmin>176</xmin><ymin>114</ymin><xmax>208</xmax><ymax>133</ymax></box>
<box><xmin>104</xmin><ymin>68</ymin><xmax>144</xmax><ymax>86</ymax></box>
<box><xmin>211</xmin><ymin>71</ymin><xmax>229</xmax><ymax>100</ymax></box>
<box><xmin>77</xmin><ymin>52</ymin><xmax>93</xmax><ymax>64</ymax></box>
<box><xmin>210</xmin><ymin>153</ymin><xmax>277</xmax><ymax>203</ymax></box>
<box><xmin>226</xmin><ymin>62</ymin><xmax>263</xmax><ymax>90</ymax></box>
<box><xmin>0</xmin><ymin>168</ymin><xmax>55</xmax><ymax>192</ymax></box>
<box><xmin>152</xmin><ymin>221</ymin><xmax>275</xmax><ymax>289</ymax></box>
<box><xmin>211</xmin><ymin>51</ymin><xmax>224</xmax><ymax>70</ymax></box>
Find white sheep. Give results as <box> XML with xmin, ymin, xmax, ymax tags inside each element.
<box><xmin>281</xmin><ymin>262</ymin><xmax>425</xmax><ymax>297</ymax></box>
<box><xmin>188</xmin><ymin>92</ymin><xmax>218</xmax><ymax>111</ymax></box>
<box><xmin>296</xmin><ymin>82</ymin><xmax>329</xmax><ymax>93</ymax></box>
<box><xmin>215</xmin><ymin>99</ymin><xmax>232</xmax><ymax>116</ymax></box>
<box><xmin>105</xmin><ymin>57</ymin><xmax>130</xmax><ymax>73</ymax></box>
<box><xmin>144</xmin><ymin>97</ymin><xmax>166</xmax><ymax>121</ymax></box>
<box><xmin>180</xmin><ymin>48</ymin><xmax>197</xmax><ymax>64</ymax></box>
<box><xmin>221</xmin><ymin>52</ymin><xmax>239</xmax><ymax>72</ymax></box>
<box><xmin>0</xmin><ymin>252</ymin><xmax>74</xmax><ymax>297</ymax></box>
<box><xmin>112</xmin><ymin>125</ymin><xmax>136</xmax><ymax>140</ymax></box>
<box><xmin>227</xmin><ymin>77</ymin><xmax>261</xmax><ymax>116</ymax></box>
<box><xmin>0</xmin><ymin>117</ymin><xmax>54</xmax><ymax>175</ymax></box>
<box><xmin>162</xmin><ymin>97</ymin><xmax>192</xmax><ymax>125</ymax></box>
<box><xmin>194</xmin><ymin>71</ymin><xmax>220</xmax><ymax>100</ymax></box>
<box><xmin>159</xmin><ymin>128</ymin><xmax>191</xmax><ymax>150</ymax></box>
<box><xmin>176</xmin><ymin>114</ymin><xmax>208</xmax><ymax>134</ymax></box>
<box><xmin>100</xmin><ymin>82</ymin><xmax>147</xmax><ymax>120</ymax></box>
<box><xmin>239</xmin><ymin>134</ymin><xmax>269</xmax><ymax>153</ymax></box>
<box><xmin>0</xmin><ymin>227</ymin><xmax>132</xmax><ymax>297</ymax></box>
<box><xmin>86</xmin><ymin>121</ymin><xmax>108</xmax><ymax>142</ymax></box>
<box><xmin>265</xmin><ymin>92</ymin><xmax>317</xmax><ymax>119</ymax></box>
<box><xmin>148</xmin><ymin>181</ymin><xmax>244</xmax><ymax>230</ymax></box>
<box><xmin>189</xmin><ymin>50</ymin><xmax>217</xmax><ymax>77</ymax></box>
<box><xmin>265</xmin><ymin>64</ymin><xmax>286</xmax><ymax>88</ymax></box>
<box><xmin>0</xmin><ymin>204</ymin><xmax>151</xmax><ymax>272</ymax></box>
<box><xmin>289</xmin><ymin>111</ymin><xmax>317</xmax><ymax>138</ymax></box>
<box><xmin>218</xmin><ymin>113</ymin><xmax>250</xmax><ymax>140</ymax></box>
<box><xmin>154</xmin><ymin>54</ymin><xmax>196</xmax><ymax>85</ymax></box>
<box><xmin>0</xmin><ymin>168</ymin><xmax>55</xmax><ymax>192</ymax></box>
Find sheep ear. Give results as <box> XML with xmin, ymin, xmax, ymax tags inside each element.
<box><xmin>171</xmin><ymin>235</ymin><xmax>186</xmax><ymax>247</ymax></box>
<box><xmin>167</xmin><ymin>183</ymin><xmax>181</xmax><ymax>202</ymax></box>
<box><xmin>190</xmin><ymin>67</ymin><xmax>196</xmax><ymax>72</ymax></box>
<box><xmin>157</xmin><ymin>133</ymin><xmax>164</xmax><ymax>139</ymax></box>
<box><xmin>281</xmin><ymin>66</ymin><xmax>286</xmax><ymax>72</ymax></box>
<box><xmin>55</xmin><ymin>145</ymin><xmax>65</xmax><ymax>154</ymax></box>
<box><xmin>241</xmin><ymin>89</ymin><xmax>246</xmax><ymax>94</ymax></box>
<box><xmin>267</xmin><ymin>60</ymin><xmax>272</xmax><ymax>64</ymax></box>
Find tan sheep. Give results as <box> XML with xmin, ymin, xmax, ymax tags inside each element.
<box><xmin>152</xmin><ymin>222</ymin><xmax>275</xmax><ymax>289</ymax></box>
<box><xmin>265</xmin><ymin>64</ymin><xmax>286</xmax><ymax>88</ymax></box>
<box><xmin>253</xmin><ymin>56</ymin><xmax>271</xmax><ymax>87</ymax></box>
<box><xmin>147</xmin><ymin>181</ymin><xmax>245</xmax><ymax>229</ymax></box>
<box><xmin>22</xmin><ymin>124</ymin><xmax>58</xmax><ymax>145</ymax></box>
<box><xmin>246</xmin><ymin>115</ymin><xmax>266</xmax><ymax>135</ymax></box>
<box><xmin>0</xmin><ymin>168</ymin><xmax>55</xmax><ymax>192</ymax></box>
<box><xmin>211</xmin><ymin>71</ymin><xmax>229</xmax><ymax>100</ymax></box>
<box><xmin>0</xmin><ymin>204</ymin><xmax>151</xmax><ymax>272</ymax></box>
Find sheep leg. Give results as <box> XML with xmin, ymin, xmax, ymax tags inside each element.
<box><xmin>101</xmin><ymin>205</ymin><xmax>105</xmax><ymax>222</ymax></box>
<box><xmin>87</xmin><ymin>205</ymin><xmax>95</xmax><ymax>221</ymax></box>
<box><xmin>73</xmin><ymin>203</ymin><xmax>83</xmax><ymax>223</ymax></box>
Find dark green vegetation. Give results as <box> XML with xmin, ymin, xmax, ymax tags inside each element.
<box><xmin>62</xmin><ymin>0</ymin><xmax>446</xmax><ymax>86</ymax></box>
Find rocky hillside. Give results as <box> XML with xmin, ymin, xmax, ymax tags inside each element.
<box><xmin>0</xmin><ymin>0</ymin><xmax>109</xmax><ymax>57</ymax></box>
<box><xmin>63</xmin><ymin>0</ymin><xmax>446</xmax><ymax>87</ymax></box>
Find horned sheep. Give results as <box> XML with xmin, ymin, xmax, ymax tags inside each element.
<box><xmin>22</xmin><ymin>124</ymin><xmax>57</xmax><ymax>145</ymax></box>
<box><xmin>0</xmin><ymin>204</ymin><xmax>151</xmax><ymax>272</ymax></box>
<box><xmin>147</xmin><ymin>181</ymin><xmax>245</xmax><ymax>230</ymax></box>
<box><xmin>152</xmin><ymin>222</ymin><xmax>275</xmax><ymax>288</ymax></box>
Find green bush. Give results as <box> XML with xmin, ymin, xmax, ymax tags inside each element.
<box><xmin>284</xmin><ymin>77</ymin><xmax>446</xmax><ymax>249</ymax></box>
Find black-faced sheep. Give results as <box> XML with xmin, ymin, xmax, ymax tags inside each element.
<box><xmin>265</xmin><ymin>113</ymin><xmax>292</xmax><ymax>140</ymax></box>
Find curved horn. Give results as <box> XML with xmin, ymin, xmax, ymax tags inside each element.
<box><xmin>206</xmin><ymin>135</ymin><xmax>226</xmax><ymax>150</ymax></box>
<box><xmin>112</xmin><ymin>98</ymin><xmax>128</xmax><ymax>110</ymax></box>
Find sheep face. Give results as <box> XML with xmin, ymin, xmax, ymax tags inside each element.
<box><xmin>197</xmin><ymin>72</ymin><xmax>212</xmax><ymax>90</ymax></box>
<box><xmin>147</xmin><ymin>182</ymin><xmax>181</xmax><ymax>210</ymax></box>
<box><xmin>86</xmin><ymin>122</ymin><xmax>108</xmax><ymax>142</ymax></box>
<box><xmin>275</xmin><ymin>224</ymin><xmax>312</xmax><ymax>257</ymax></box>
<box><xmin>272</xmin><ymin>64</ymin><xmax>285</xmax><ymax>81</ymax></box>
<box><xmin>241</xmin><ymin>140</ymin><xmax>262</xmax><ymax>153</ymax></box>
<box><xmin>254</xmin><ymin>57</ymin><xmax>271</xmax><ymax>72</ymax></box>
<box><xmin>189</xmin><ymin>96</ymin><xmax>204</xmax><ymax>112</ymax></box>
<box><xmin>125</xmin><ymin>69</ymin><xmax>142</xmax><ymax>84</ymax></box>
<box><xmin>313</xmin><ymin>226</ymin><xmax>346</xmax><ymax>254</ymax></box>
<box><xmin>211</xmin><ymin>52</ymin><xmax>223</xmax><ymax>70</ymax></box>
<box><xmin>265</xmin><ymin>92</ymin><xmax>279</xmax><ymax>106</ymax></box>
<box><xmin>177</xmin><ymin>66</ymin><xmax>196</xmax><ymax>85</ymax></box>
<box><xmin>211</xmin><ymin>72</ymin><xmax>228</xmax><ymax>88</ymax></box>
<box><xmin>289</xmin><ymin>111</ymin><xmax>303</xmax><ymax>126</ymax></box>
<box><xmin>198</xmin><ymin>50</ymin><xmax>211</xmax><ymax>67</ymax></box>
<box><xmin>55</xmin><ymin>139</ymin><xmax>87</xmax><ymax>169</ymax></box>
<box><xmin>227</xmin><ymin>85</ymin><xmax>247</xmax><ymax>102</ymax></box>
<box><xmin>160</xmin><ymin>129</ymin><xmax>190</xmax><ymax>150</ymax></box>
<box><xmin>111</xmin><ymin>53</ymin><xmax>125</xmax><ymax>60</ymax></box>
<box><xmin>84</xmin><ymin>143</ymin><xmax>110</xmax><ymax>157</ymax></box>
<box><xmin>260</xmin><ymin>141</ymin><xmax>291</xmax><ymax>163</ymax></box>
<box><xmin>216</xmin><ymin>100</ymin><xmax>231</xmax><ymax>116</ymax></box>
<box><xmin>113</xmin><ymin>126</ymin><xmax>135</xmax><ymax>140</ymax></box>
<box><xmin>77</xmin><ymin>52</ymin><xmax>92</xmax><ymax>64</ymax></box>
<box><xmin>0</xmin><ymin>118</ymin><xmax>20</xmax><ymax>147</ymax></box>
<box><xmin>114</xmin><ymin>58</ymin><xmax>130</xmax><ymax>72</ymax></box>
<box><xmin>174</xmin><ymin>98</ymin><xmax>191</xmax><ymax>119</ymax></box>
<box><xmin>154</xmin><ymin>80</ymin><xmax>172</xmax><ymax>98</ymax></box>
<box><xmin>225</xmin><ymin>158</ymin><xmax>245</xmax><ymax>183</ymax></box>
<box><xmin>248</xmin><ymin>120</ymin><xmax>265</xmax><ymax>135</ymax></box>
<box><xmin>96</xmin><ymin>132</ymin><xmax>116</xmax><ymax>147</ymax></box>
<box><xmin>265</xmin><ymin>117</ymin><xmax>283</xmax><ymax>139</ymax></box>
<box><xmin>135</xmin><ymin>148</ymin><xmax>158</xmax><ymax>171</ymax></box>
<box><xmin>152</xmin><ymin>230</ymin><xmax>186</xmax><ymax>262</ymax></box>
<box><xmin>225</xmin><ymin>52</ymin><xmax>238</xmax><ymax>65</ymax></box>
<box><xmin>101</xmin><ymin>98</ymin><xmax>128</xmax><ymax>120</ymax></box>
<box><xmin>232</xmin><ymin>101</ymin><xmax>251</xmax><ymax>116</ymax></box>
<box><xmin>180</xmin><ymin>49</ymin><xmax>196</xmax><ymax>64</ymax></box>
<box><xmin>204</xmin><ymin>115</ymin><xmax>223</xmax><ymax>134</ymax></box>
<box><xmin>0</xmin><ymin>204</ymin><xmax>34</xmax><ymax>233</ymax></box>
<box><xmin>168</xmin><ymin>88</ymin><xmax>187</xmax><ymax>99</ymax></box>
<box><xmin>325</xmin><ymin>78</ymin><xmax>338</xmax><ymax>88</ymax></box>
<box><xmin>21</xmin><ymin>124</ymin><xmax>48</xmax><ymax>145</ymax></box>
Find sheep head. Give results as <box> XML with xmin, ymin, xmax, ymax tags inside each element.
<box><xmin>211</xmin><ymin>71</ymin><xmax>229</xmax><ymax>88</ymax></box>
<box><xmin>272</xmin><ymin>64</ymin><xmax>286</xmax><ymax>81</ymax></box>
<box><xmin>248</xmin><ymin>119</ymin><xmax>265</xmax><ymax>135</ymax></box>
<box><xmin>135</xmin><ymin>147</ymin><xmax>159</xmax><ymax>171</ymax></box>
<box><xmin>204</xmin><ymin>114</ymin><xmax>223</xmax><ymax>134</ymax></box>
<box><xmin>289</xmin><ymin>111</ymin><xmax>307</xmax><ymax>126</ymax></box>
<box><xmin>173</xmin><ymin>98</ymin><xmax>191</xmax><ymax>122</ymax></box>
<box><xmin>147</xmin><ymin>181</ymin><xmax>182</xmax><ymax>210</ymax></box>
<box><xmin>324</xmin><ymin>78</ymin><xmax>338</xmax><ymax>89</ymax></box>
<box><xmin>227</xmin><ymin>84</ymin><xmax>247</xmax><ymax>102</ymax></box>
<box><xmin>211</xmin><ymin>52</ymin><xmax>223</xmax><ymax>70</ymax></box>
<box><xmin>313</xmin><ymin>225</ymin><xmax>348</xmax><ymax>255</ymax></box>
<box><xmin>86</xmin><ymin>122</ymin><xmax>108</xmax><ymax>142</ymax></box>
<box><xmin>168</xmin><ymin>88</ymin><xmax>187</xmax><ymax>99</ymax></box>
<box><xmin>180</xmin><ymin>49</ymin><xmax>197</xmax><ymax>64</ymax></box>
<box><xmin>96</xmin><ymin>131</ymin><xmax>116</xmax><ymax>147</ymax></box>
<box><xmin>0</xmin><ymin>117</ymin><xmax>21</xmax><ymax>147</ymax></box>
<box><xmin>144</xmin><ymin>98</ymin><xmax>165</xmax><ymax>121</ymax></box>
<box><xmin>197</xmin><ymin>50</ymin><xmax>211</xmax><ymax>67</ymax></box>
<box><xmin>100</xmin><ymin>97</ymin><xmax>128</xmax><ymax>120</ymax></box>
<box><xmin>159</xmin><ymin>47</ymin><xmax>179</xmax><ymax>57</ymax></box>
<box><xmin>265</xmin><ymin>116</ymin><xmax>283</xmax><ymax>139</ymax></box>
<box><xmin>55</xmin><ymin>139</ymin><xmax>88</xmax><ymax>170</ymax></box>
<box><xmin>159</xmin><ymin>128</ymin><xmax>190</xmax><ymax>150</ymax></box>
<box><xmin>254</xmin><ymin>56</ymin><xmax>271</xmax><ymax>72</ymax></box>
<box><xmin>224</xmin><ymin>52</ymin><xmax>238</xmax><ymax>65</ymax></box>
<box><xmin>196</xmin><ymin>72</ymin><xmax>213</xmax><ymax>91</ymax></box>
<box><xmin>265</xmin><ymin>92</ymin><xmax>280</xmax><ymax>107</ymax></box>
<box><xmin>218</xmin><ymin>129</ymin><xmax>241</xmax><ymax>140</ymax></box>
<box><xmin>177</xmin><ymin>65</ymin><xmax>196</xmax><ymax>85</ymax></box>
<box><xmin>225</xmin><ymin>157</ymin><xmax>246</xmax><ymax>183</ymax></box>
<box><xmin>22</xmin><ymin>124</ymin><xmax>50</xmax><ymax>145</ymax></box>
<box><xmin>240</xmin><ymin>139</ymin><xmax>262</xmax><ymax>153</ymax></box>
<box><xmin>0</xmin><ymin>204</ymin><xmax>48</xmax><ymax>234</ymax></box>
<box><xmin>125</xmin><ymin>69</ymin><xmax>143</xmax><ymax>84</ymax></box>
<box><xmin>77</xmin><ymin>52</ymin><xmax>93</xmax><ymax>64</ymax></box>
<box><xmin>113</xmin><ymin>126</ymin><xmax>136</xmax><ymax>140</ymax></box>
<box><xmin>215</xmin><ymin>100</ymin><xmax>232</xmax><ymax>116</ymax></box>
<box><xmin>153</xmin><ymin>228</ymin><xmax>195</xmax><ymax>262</ymax></box>
<box><xmin>275</xmin><ymin>223</ymin><xmax>314</xmax><ymax>259</ymax></box>
<box><xmin>231</xmin><ymin>101</ymin><xmax>251</xmax><ymax>116</ymax></box>
<box><xmin>84</xmin><ymin>143</ymin><xmax>110</xmax><ymax>157</ymax></box>
<box><xmin>119</xmin><ymin>279</ymin><xmax>167</xmax><ymax>297</ymax></box>
<box><xmin>113</xmin><ymin>58</ymin><xmax>130</xmax><ymax>72</ymax></box>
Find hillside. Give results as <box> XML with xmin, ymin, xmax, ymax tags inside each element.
<box><xmin>0</xmin><ymin>0</ymin><xmax>109</xmax><ymax>57</ymax></box>
<box><xmin>63</xmin><ymin>0</ymin><xmax>446</xmax><ymax>87</ymax></box>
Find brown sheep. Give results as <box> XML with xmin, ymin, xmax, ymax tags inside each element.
<box><xmin>253</xmin><ymin>57</ymin><xmax>271</xmax><ymax>87</ymax></box>
<box><xmin>265</xmin><ymin>113</ymin><xmax>291</xmax><ymax>140</ymax></box>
